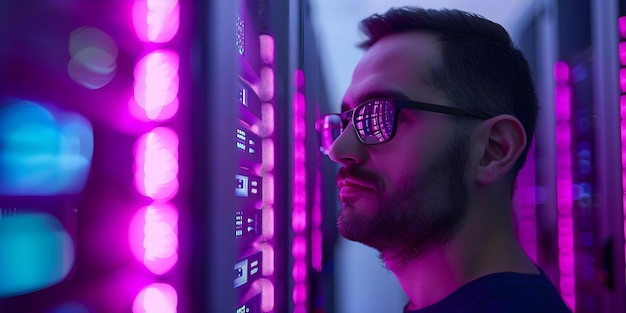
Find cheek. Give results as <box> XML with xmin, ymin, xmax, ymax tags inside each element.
<box><xmin>372</xmin><ymin>152</ymin><xmax>421</xmax><ymax>195</ymax></box>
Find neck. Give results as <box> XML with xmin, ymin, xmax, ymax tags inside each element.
<box><xmin>385</xmin><ymin>201</ymin><xmax>538</xmax><ymax>310</ymax></box>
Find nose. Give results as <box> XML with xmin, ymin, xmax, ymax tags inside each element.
<box><xmin>328</xmin><ymin>121</ymin><xmax>366</xmax><ymax>166</ymax></box>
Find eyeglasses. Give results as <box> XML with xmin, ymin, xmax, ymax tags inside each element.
<box><xmin>315</xmin><ymin>98</ymin><xmax>490</xmax><ymax>154</ymax></box>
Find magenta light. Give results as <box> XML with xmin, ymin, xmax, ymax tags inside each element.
<box><xmin>292</xmin><ymin>282</ymin><xmax>307</xmax><ymax>305</ymax></box>
<box><xmin>261</xmin><ymin>104</ymin><xmax>275</xmax><ymax>137</ymax></box>
<box><xmin>143</xmin><ymin>204</ymin><xmax>179</xmax><ymax>274</ymax></box>
<box><xmin>260</xmin><ymin>243</ymin><xmax>274</xmax><ymax>276</ymax></box>
<box><xmin>619</xmin><ymin>28</ymin><xmax>626</xmax><ymax>292</ymax></box>
<box><xmin>294</xmin><ymin>69</ymin><xmax>305</xmax><ymax>90</ymax></box>
<box><xmin>132</xmin><ymin>283</ymin><xmax>177</xmax><ymax>313</ymax></box>
<box><xmin>128</xmin><ymin>204</ymin><xmax>179</xmax><ymax>275</ymax></box>
<box><xmin>250</xmin><ymin>278</ymin><xmax>274</xmax><ymax>312</ymax></box>
<box><xmin>311</xmin><ymin>169</ymin><xmax>323</xmax><ymax>271</ymax></box>
<box><xmin>262</xmin><ymin>139</ymin><xmax>275</xmax><ymax>172</ymax></box>
<box><xmin>620</xmin><ymin>16</ymin><xmax>626</xmax><ymax>39</ymax></box>
<box><xmin>132</xmin><ymin>51</ymin><xmax>180</xmax><ymax>122</ymax></box>
<box><xmin>258</xmin><ymin>67</ymin><xmax>275</xmax><ymax>102</ymax></box>
<box><xmin>553</xmin><ymin>61</ymin><xmax>575</xmax><ymax>311</ymax></box>
<box><xmin>292</xmin><ymin>72</ymin><xmax>308</xmax><ymax>312</ymax></box>
<box><xmin>132</xmin><ymin>0</ymin><xmax>180</xmax><ymax>43</ymax></box>
<box><xmin>620</xmin><ymin>42</ymin><xmax>626</xmax><ymax>66</ymax></box>
<box><xmin>554</xmin><ymin>61</ymin><xmax>570</xmax><ymax>84</ymax></box>
<box><xmin>260</xmin><ymin>35</ymin><xmax>275</xmax><ymax>65</ymax></box>
<box><xmin>134</xmin><ymin>127</ymin><xmax>179</xmax><ymax>201</ymax></box>
<box><xmin>621</xmin><ymin>69</ymin><xmax>626</xmax><ymax>93</ymax></box>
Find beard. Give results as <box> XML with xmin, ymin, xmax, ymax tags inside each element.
<box><xmin>336</xmin><ymin>131</ymin><xmax>470</xmax><ymax>263</ymax></box>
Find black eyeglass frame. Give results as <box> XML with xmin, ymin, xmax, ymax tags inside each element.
<box><xmin>316</xmin><ymin>98</ymin><xmax>491</xmax><ymax>148</ymax></box>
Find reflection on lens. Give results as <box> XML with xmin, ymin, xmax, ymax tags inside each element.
<box><xmin>355</xmin><ymin>100</ymin><xmax>395</xmax><ymax>145</ymax></box>
<box><xmin>315</xmin><ymin>114</ymin><xmax>342</xmax><ymax>154</ymax></box>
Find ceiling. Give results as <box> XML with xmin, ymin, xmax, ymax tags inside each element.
<box><xmin>308</xmin><ymin>0</ymin><xmax>536</xmax><ymax>107</ymax></box>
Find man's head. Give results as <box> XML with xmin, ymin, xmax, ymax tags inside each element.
<box><xmin>319</xmin><ymin>7</ymin><xmax>537</xmax><ymax>263</ymax></box>
<box><xmin>358</xmin><ymin>7</ymin><xmax>538</xmax><ymax>176</ymax></box>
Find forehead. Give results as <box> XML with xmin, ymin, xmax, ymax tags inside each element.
<box><xmin>343</xmin><ymin>31</ymin><xmax>445</xmax><ymax>109</ymax></box>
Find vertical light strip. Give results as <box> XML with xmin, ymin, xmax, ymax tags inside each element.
<box><xmin>554</xmin><ymin>61</ymin><xmax>575</xmax><ymax>311</ymax></box>
<box><xmin>311</xmin><ymin>169</ymin><xmax>322</xmax><ymax>272</ymax></box>
<box><xmin>292</xmin><ymin>69</ymin><xmax>307</xmax><ymax>313</ymax></box>
<box><xmin>515</xmin><ymin>143</ymin><xmax>537</xmax><ymax>262</ymax></box>
<box><xmin>259</xmin><ymin>34</ymin><xmax>276</xmax><ymax>313</ymax></box>
<box><xmin>618</xmin><ymin>16</ymin><xmax>626</xmax><ymax>287</ymax></box>
<box><xmin>130</xmin><ymin>1</ymin><xmax>180</xmax><ymax>312</ymax></box>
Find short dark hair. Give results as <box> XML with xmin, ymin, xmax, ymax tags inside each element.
<box><xmin>358</xmin><ymin>7</ymin><xmax>538</xmax><ymax>178</ymax></box>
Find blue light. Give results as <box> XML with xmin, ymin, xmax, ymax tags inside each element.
<box><xmin>0</xmin><ymin>98</ymin><xmax>93</xmax><ymax>195</ymax></box>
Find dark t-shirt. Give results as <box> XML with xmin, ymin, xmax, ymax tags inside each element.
<box><xmin>404</xmin><ymin>271</ymin><xmax>572</xmax><ymax>313</ymax></box>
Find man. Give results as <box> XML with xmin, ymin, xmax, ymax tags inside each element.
<box><xmin>315</xmin><ymin>7</ymin><xmax>571</xmax><ymax>313</ymax></box>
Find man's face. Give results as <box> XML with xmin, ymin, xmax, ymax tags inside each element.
<box><xmin>329</xmin><ymin>32</ymin><xmax>472</xmax><ymax>261</ymax></box>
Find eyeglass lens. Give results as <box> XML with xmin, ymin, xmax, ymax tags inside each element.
<box><xmin>316</xmin><ymin>100</ymin><xmax>397</xmax><ymax>154</ymax></box>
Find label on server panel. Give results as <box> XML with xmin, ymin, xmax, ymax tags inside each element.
<box><xmin>234</xmin><ymin>250</ymin><xmax>262</xmax><ymax>289</ymax></box>
<box><xmin>238</xmin><ymin>81</ymin><xmax>261</xmax><ymax>126</ymax></box>
<box><xmin>236</xmin><ymin>126</ymin><xmax>262</xmax><ymax>169</ymax></box>
<box><xmin>235</xmin><ymin>172</ymin><xmax>262</xmax><ymax>209</ymax></box>
<box><xmin>236</xmin><ymin>293</ymin><xmax>261</xmax><ymax>313</ymax></box>
<box><xmin>235</xmin><ymin>208</ymin><xmax>260</xmax><ymax>244</ymax></box>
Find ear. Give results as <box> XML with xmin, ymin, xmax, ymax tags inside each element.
<box><xmin>474</xmin><ymin>115</ymin><xmax>527</xmax><ymax>185</ymax></box>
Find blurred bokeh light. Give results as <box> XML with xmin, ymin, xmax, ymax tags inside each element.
<box><xmin>132</xmin><ymin>0</ymin><xmax>180</xmax><ymax>43</ymax></box>
<box><xmin>0</xmin><ymin>213</ymin><xmax>74</xmax><ymax>297</ymax></box>
<box><xmin>132</xmin><ymin>283</ymin><xmax>177</xmax><ymax>313</ymax></box>
<box><xmin>67</xmin><ymin>27</ymin><xmax>118</xmax><ymax>90</ymax></box>
<box><xmin>128</xmin><ymin>203</ymin><xmax>179</xmax><ymax>275</ymax></box>
<box><xmin>0</xmin><ymin>98</ymin><xmax>94</xmax><ymax>195</ymax></box>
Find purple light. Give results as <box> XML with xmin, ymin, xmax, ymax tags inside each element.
<box><xmin>260</xmin><ymin>243</ymin><xmax>274</xmax><ymax>276</ymax></box>
<box><xmin>292</xmin><ymin>235</ymin><xmax>306</xmax><ymax>259</ymax></box>
<box><xmin>250</xmin><ymin>278</ymin><xmax>274</xmax><ymax>312</ymax></box>
<box><xmin>292</xmin><ymin>282</ymin><xmax>307</xmax><ymax>306</ymax></box>
<box><xmin>260</xmin><ymin>35</ymin><xmax>275</xmax><ymax>65</ymax></box>
<box><xmin>131</xmin><ymin>50</ymin><xmax>180</xmax><ymax>122</ymax></box>
<box><xmin>132</xmin><ymin>283</ymin><xmax>177</xmax><ymax>313</ymax></box>
<box><xmin>620</xmin><ymin>42</ymin><xmax>626</xmax><ymax>66</ymax></box>
<box><xmin>132</xmin><ymin>0</ymin><xmax>180</xmax><ymax>43</ymax></box>
<box><xmin>261</xmin><ymin>104</ymin><xmax>275</xmax><ymax>137</ymax></box>
<box><xmin>128</xmin><ymin>203</ymin><xmax>179</xmax><ymax>275</ymax></box>
<box><xmin>554</xmin><ymin>61</ymin><xmax>575</xmax><ymax>311</ymax></box>
<box><xmin>312</xmin><ymin>170</ymin><xmax>322</xmax><ymax>271</ymax></box>
<box><xmin>619</xmin><ymin>16</ymin><xmax>626</xmax><ymax>39</ymax></box>
<box><xmin>294</xmin><ymin>69</ymin><xmax>305</xmax><ymax>90</ymax></box>
<box><xmin>262</xmin><ymin>204</ymin><xmax>275</xmax><ymax>239</ymax></box>
<box><xmin>554</xmin><ymin>61</ymin><xmax>570</xmax><ymax>84</ymax></box>
<box><xmin>258</xmin><ymin>67</ymin><xmax>275</xmax><ymax>102</ymax></box>
<box><xmin>619</xmin><ymin>25</ymin><xmax>626</xmax><ymax>290</ymax></box>
<box><xmin>292</xmin><ymin>71</ymin><xmax>308</xmax><ymax>312</ymax></box>
<box><xmin>134</xmin><ymin>127</ymin><xmax>179</xmax><ymax>201</ymax></box>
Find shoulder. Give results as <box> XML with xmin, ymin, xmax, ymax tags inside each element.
<box><xmin>454</xmin><ymin>272</ymin><xmax>572</xmax><ymax>313</ymax></box>
<box><xmin>405</xmin><ymin>271</ymin><xmax>572</xmax><ymax>313</ymax></box>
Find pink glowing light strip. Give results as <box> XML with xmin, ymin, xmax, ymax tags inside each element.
<box><xmin>292</xmin><ymin>69</ymin><xmax>308</xmax><ymax>312</ymax></box>
<box><xmin>128</xmin><ymin>204</ymin><xmax>179</xmax><ymax>275</ymax></box>
<box><xmin>619</xmin><ymin>16</ymin><xmax>626</xmax><ymax>288</ymax></box>
<box><xmin>130</xmin><ymin>1</ymin><xmax>181</xmax><ymax>307</ymax></box>
<box><xmin>134</xmin><ymin>127</ymin><xmax>180</xmax><ymax>201</ymax></box>
<box><xmin>259</xmin><ymin>35</ymin><xmax>276</xmax><ymax>312</ymax></box>
<box><xmin>132</xmin><ymin>50</ymin><xmax>180</xmax><ymax>122</ymax></box>
<box><xmin>132</xmin><ymin>0</ymin><xmax>180</xmax><ymax>43</ymax></box>
<box><xmin>312</xmin><ymin>169</ymin><xmax>322</xmax><ymax>272</ymax></box>
<box><xmin>554</xmin><ymin>61</ymin><xmax>575</xmax><ymax>311</ymax></box>
<box><xmin>132</xmin><ymin>283</ymin><xmax>178</xmax><ymax>313</ymax></box>
<box><xmin>516</xmin><ymin>143</ymin><xmax>537</xmax><ymax>262</ymax></box>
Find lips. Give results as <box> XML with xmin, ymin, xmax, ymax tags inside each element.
<box><xmin>336</xmin><ymin>178</ymin><xmax>377</xmax><ymax>191</ymax></box>
<box><xmin>337</xmin><ymin>179</ymin><xmax>379</xmax><ymax>202</ymax></box>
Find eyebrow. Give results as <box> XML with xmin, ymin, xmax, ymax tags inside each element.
<box><xmin>340</xmin><ymin>90</ymin><xmax>411</xmax><ymax>112</ymax></box>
